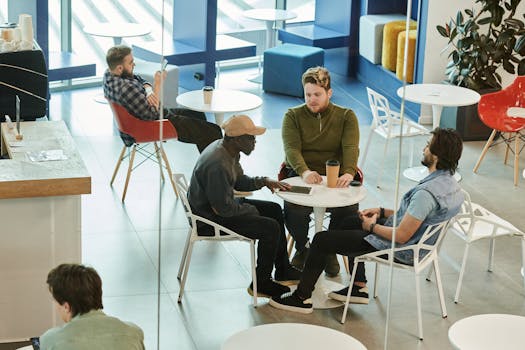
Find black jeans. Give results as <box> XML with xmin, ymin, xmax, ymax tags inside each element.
<box><xmin>296</xmin><ymin>215</ymin><xmax>379</xmax><ymax>299</ymax></box>
<box><xmin>167</xmin><ymin>108</ymin><xmax>222</xmax><ymax>152</ymax></box>
<box><xmin>211</xmin><ymin>199</ymin><xmax>290</xmax><ymax>283</ymax></box>
<box><xmin>284</xmin><ymin>202</ymin><xmax>359</xmax><ymax>251</ymax></box>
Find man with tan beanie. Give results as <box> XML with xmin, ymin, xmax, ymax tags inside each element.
<box><xmin>187</xmin><ymin>115</ymin><xmax>302</xmax><ymax>298</ymax></box>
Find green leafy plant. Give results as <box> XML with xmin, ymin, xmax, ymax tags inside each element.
<box><xmin>437</xmin><ymin>0</ymin><xmax>525</xmax><ymax>91</ymax></box>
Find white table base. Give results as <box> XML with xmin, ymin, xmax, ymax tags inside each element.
<box><xmin>403</xmin><ymin>166</ymin><xmax>462</xmax><ymax>182</ymax></box>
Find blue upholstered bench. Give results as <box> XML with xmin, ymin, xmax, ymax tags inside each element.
<box><xmin>263</xmin><ymin>44</ymin><xmax>325</xmax><ymax>97</ymax></box>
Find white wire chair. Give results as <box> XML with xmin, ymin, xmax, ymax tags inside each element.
<box><xmin>341</xmin><ymin>219</ymin><xmax>451</xmax><ymax>340</ymax></box>
<box><xmin>447</xmin><ymin>189</ymin><xmax>525</xmax><ymax>303</ymax></box>
<box><xmin>173</xmin><ymin>173</ymin><xmax>258</xmax><ymax>307</ymax></box>
<box><xmin>361</xmin><ymin>87</ymin><xmax>428</xmax><ymax>188</ymax></box>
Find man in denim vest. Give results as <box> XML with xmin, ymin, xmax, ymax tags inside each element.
<box><xmin>269</xmin><ymin>128</ymin><xmax>464</xmax><ymax>313</ymax></box>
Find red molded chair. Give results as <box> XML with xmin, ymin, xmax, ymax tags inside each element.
<box><xmin>473</xmin><ymin>77</ymin><xmax>525</xmax><ymax>186</ymax></box>
<box><xmin>108</xmin><ymin>101</ymin><xmax>179</xmax><ymax>201</ymax></box>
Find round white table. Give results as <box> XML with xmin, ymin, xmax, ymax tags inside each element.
<box><xmin>276</xmin><ymin>176</ymin><xmax>367</xmax><ymax>309</ymax></box>
<box><xmin>448</xmin><ymin>314</ymin><xmax>525</xmax><ymax>350</ymax></box>
<box><xmin>243</xmin><ymin>9</ymin><xmax>297</xmax><ymax>49</ymax></box>
<box><xmin>397</xmin><ymin>84</ymin><xmax>481</xmax><ymax>130</ymax></box>
<box><xmin>396</xmin><ymin>84</ymin><xmax>479</xmax><ymax>182</ymax></box>
<box><xmin>176</xmin><ymin>89</ymin><xmax>263</xmax><ymax>125</ymax></box>
<box><xmin>83</xmin><ymin>22</ymin><xmax>151</xmax><ymax>45</ymax></box>
<box><xmin>222</xmin><ymin>323</ymin><xmax>367</xmax><ymax>350</ymax></box>
<box><xmin>276</xmin><ymin>176</ymin><xmax>367</xmax><ymax>233</ymax></box>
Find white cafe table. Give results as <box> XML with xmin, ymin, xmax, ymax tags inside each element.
<box><xmin>243</xmin><ymin>9</ymin><xmax>297</xmax><ymax>49</ymax></box>
<box><xmin>222</xmin><ymin>323</ymin><xmax>367</xmax><ymax>350</ymax></box>
<box><xmin>396</xmin><ymin>84</ymin><xmax>480</xmax><ymax>182</ymax></box>
<box><xmin>448</xmin><ymin>314</ymin><xmax>525</xmax><ymax>350</ymax></box>
<box><xmin>176</xmin><ymin>89</ymin><xmax>262</xmax><ymax>125</ymax></box>
<box><xmin>276</xmin><ymin>176</ymin><xmax>367</xmax><ymax>233</ymax></box>
<box><xmin>276</xmin><ymin>176</ymin><xmax>367</xmax><ymax>309</ymax></box>
<box><xmin>83</xmin><ymin>22</ymin><xmax>151</xmax><ymax>46</ymax></box>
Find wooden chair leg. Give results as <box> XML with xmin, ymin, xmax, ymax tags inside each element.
<box><xmin>153</xmin><ymin>142</ymin><xmax>165</xmax><ymax>182</ymax></box>
<box><xmin>159</xmin><ymin>145</ymin><xmax>179</xmax><ymax>198</ymax></box>
<box><xmin>504</xmin><ymin>133</ymin><xmax>510</xmax><ymax>165</ymax></box>
<box><xmin>110</xmin><ymin>145</ymin><xmax>127</xmax><ymax>185</ymax></box>
<box><xmin>473</xmin><ymin>129</ymin><xmax>498</xmax><ymax>173</ymax></box>
<box><xmin>122</xmin><ymin>145</ymin><xmax>137</xmax><ymax>202</ymax></box>
<box><xmin>343</xmin><ymin>256</ymin><xmax>350</xmax><ymax>274</ymax></box>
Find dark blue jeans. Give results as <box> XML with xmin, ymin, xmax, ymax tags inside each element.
<box><xmin>210</xmin><ymin>199</ymin><xmax>290</xmax><ymax>283</ymax></box>
<box><xmin>296</xmin><ymin>215</ymin><xmax>381</xmax><ymax>299</ymax></box>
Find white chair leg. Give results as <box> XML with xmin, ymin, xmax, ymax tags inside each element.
<box><xmin>377</xmin><ymin>138</ymin><xmax>389</xmax><ymax>188</ymax></box>
<box><xmin>360</xmin><ymin>130</ymin><xmax>374</xmax><ymax>169</ymax></box>
<box><xmin>488</xmin><ymin>238</ymin><xmax>495</xmax><ymax>272</ymax></box>
<box><xmin>425</xmin><ymin>264</ymin><xmax>434</xmax><ymax>281</ymax></box>
<box><xmin>250</xmin><ymin>241</ymin><xmax>258</xmax><ymax>307</ymax></box>
<box><xmin>341</xmin><ymin>259</ymin><xmax>359</xmax><ymax>323</ymax></box>
<box><xmin>408</xmin><ymin>137</ymin><xmax>414</xmax><ymax>167</ymax></box>
<box><xmin>433</xmin><ymin>260</ymin><xmax>447</xmax><ymax>318</ymax></box>
<box><xmin>177</xmin><ymin>229</ymin><xmax>192</xmax><ymax>279</ymax></box>
<box><xmin>415</xmin><ymin>273</ymin><xmax>423</xmax><ymax>340</ymax></box>
<box><xmin>373</xmin><ymin>262</ymin><xmax>379</xmax><ymax>298</ymax></box>
<box><xmin>521</xmin><ymin>238</ymin><xmax>525</xmax><ymax>291</ymax></box>
<box><xmin>178</xmin><ymin>241</ymin><xmax>195</xmax><ymax>303</ymax></box>
<box><xmin>455</xmin><ymin>244</ymin><xmax>470</xmax><ymax>303</ymax></box>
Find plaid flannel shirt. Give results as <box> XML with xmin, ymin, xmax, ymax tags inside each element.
<box><xmin>103</xmin><ymin>69</ymin><xmax>159</xmax><ymax>120</ymax></box>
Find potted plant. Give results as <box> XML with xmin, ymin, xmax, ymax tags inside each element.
<box><xmin>436</xmin><ymin>0</ymin><xmax>525</xmax><ymax>140</ymax></box>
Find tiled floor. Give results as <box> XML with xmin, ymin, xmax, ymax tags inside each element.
<box><xmin>47</xmin><ymin>67</ymin><xmax>525</xmax><ymax>350</ymax></box>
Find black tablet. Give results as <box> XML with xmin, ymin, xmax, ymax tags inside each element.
<box><xmin>284</xmin><ymin>185</ymin><xmax>313</xmax><ymax>195</ymax></box>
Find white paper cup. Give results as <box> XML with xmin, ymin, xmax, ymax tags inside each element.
<box><xmin>18</xmin><ymin>14</ymin><xmax>33</xmax><ymax>42</ymax></box>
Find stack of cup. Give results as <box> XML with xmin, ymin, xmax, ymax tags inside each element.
<box><xmin>18</xmin><ymin>14</ymin><xmax>33</xmax><ymax>50</ymax></box>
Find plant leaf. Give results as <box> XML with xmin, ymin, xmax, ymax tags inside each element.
<box><xmin>515</xmin><ymin>35</ymin><xmax>525</xmax><ymax>54</ymax></box>
<box><xmin>437</xmin><ymin>25</ymin><xmax>448</xmax><ymax>37</ymax></box>
<box><xmin>518</xmin><ymin>59</ymin><xmax>525</xmax><ymax>75</ymax></box>
<box><xmin>478</xmin><ymin>17</ymin><xmax>493</xmax><ymax>25</ymax></box>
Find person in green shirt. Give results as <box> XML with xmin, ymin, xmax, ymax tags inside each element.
<box><xmin>281</xmin><ymin>66</ymin><xmax>360</xmax><ymax>277</ymax></box>
<box><xmin>40</xmin><ymin>264</ymin><xmax>145</xmax><ymax>350</ymax></box>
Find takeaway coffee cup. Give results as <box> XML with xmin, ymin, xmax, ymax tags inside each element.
<box><xmin>203</xmin><ymin>86</ymin><xmax>213</xmax><ymax>104</ymax></box>
<box><xmin>326</xmin><ymin>159</ymin><xmax>340</xmax><ymax>188</ymax></box>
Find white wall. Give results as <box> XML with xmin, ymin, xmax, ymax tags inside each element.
<box><xmin>419</xmin><ymin>0</ymin><xmax>525</xmax><ymax>118</ymax></box>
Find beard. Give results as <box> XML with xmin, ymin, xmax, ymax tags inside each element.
<box><xmin>421</xmin><ymin>153</ymin><xmax>433</xmax><ymax>168</ymax></box>
<box><xmin>121</xmin><ymin>67</ymin><xmax>134</xmax><ymax>79</ymax></box>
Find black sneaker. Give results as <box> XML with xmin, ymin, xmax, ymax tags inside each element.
<box><xmin>269</xmin><ymin>291</ymin><xmax>313</xmax><ymax>314</ymax></box>
<box><xmin>328</xmin><ymin>285</ymin><xmax>369</xmax><ymax>304</ymax></box>
<box><xmin>324</xmin><ymin>254</ymin><xmax>340</xmax><ymax>277</ymax></box>
<box><xmin>291</xmin><ymin>247</ymin><xmax>309</xmax><ymax>270</ymax></box>
<box><xmin>247</xmin><ymin>280</ymin><xmax>290</xmax><ymax>298</ymax></box>
<box><xmin>274</xmin><ymin>265</ymin><xmax>302</xmax><ymax>286</ymax></box>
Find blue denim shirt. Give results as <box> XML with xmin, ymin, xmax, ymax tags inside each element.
<box><xmin>364</xmin><ymin>169</ymin><xmax>464</xmax><ymax>264</ymax></box>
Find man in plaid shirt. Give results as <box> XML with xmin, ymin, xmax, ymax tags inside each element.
<box><xmin>103</xmin><ymin>45</ymin><xmax>222</xmax><ymax>152</ymax></box>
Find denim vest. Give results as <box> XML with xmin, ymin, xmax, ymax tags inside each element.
<box><xmin>364</xmin><ymin>169</ymin><xmax>464</xmax><ymax>264</ymax></box>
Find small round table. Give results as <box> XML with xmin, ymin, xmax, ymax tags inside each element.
<box><xmin>243</xmin><ymin>9</ymin><xmax>297</xmax><ymax>49</ymax></box>
<box><xmin>83</xmin><ymin>22</ymin><xmax>151</xmax><ymax>45</ymax></box>
<box><xmin>176</xmin><ymin>89</ymin><xmax>262</xmax><ymax>125</ymax></box>
<box><xmin>276</xmin><ymin>176</ymin><xmax>367</xmax><ymax>308</ymax></box>
<box><xmin>448</xmin><ymin>314</ymin><xmax>525</xmax><ymax>350</ymax></box>
<box><xmin>222</xmin><ymin>323</ymin><xmax>367</xmax><ymax>350</ymax></box>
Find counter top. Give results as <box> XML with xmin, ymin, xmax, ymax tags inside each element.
<box><xmin>0</xmin><ymin>121</ymin><xmax>91</xmax><ymax>199</ymax></box>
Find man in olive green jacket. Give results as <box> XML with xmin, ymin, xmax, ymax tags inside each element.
<box><xmin>281</xmin><ymin>66</ymin><xmax>360</xmax><ymax>276</ymax></box>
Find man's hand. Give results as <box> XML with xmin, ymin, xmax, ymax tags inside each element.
<box><xmin>336</xmin><ymin>173</ymin><xmax>353</xmax><ymax>187</ymax></box>
<box><xmin>302</xmin><ymin>170</ymin><xmax>323</xmax><ymax>184</ymax></box>
<box><xmin>146</xmin><ymin>92</ymin><xmax>160</xmax><ymax>110</ymax></box>
<box><xmin>359</xmin><ymin>208</ymin><xmax>381</xmax><ymax>220</ymax></box>
<box><xmin>264</xmin><ymin>178</ymin><xmax>292</xmax><ymax>193</ymax></box>
<box><xmin>361</xmin><ymin>213</ymin><xmax>378</xmax><ymax>231</ymax></box>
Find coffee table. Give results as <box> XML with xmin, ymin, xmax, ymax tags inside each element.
<box><xmin>396</xmin><ymin>84</ymin><xmax>479</xmax><ymax>182</ymax></box>
<box><xmin>448</xmin><ymin>314</ymin><xmax>525</xmax><ymax>350</ymax></box>
<box><xmin>83</xmin><ymin>22</ymin><xmax>151</xmax><ymax>45</ymax></box>
<box><xmin>222</xmin><ymin>323</ymin><xmax>367</xmax><ymax>350</ymax></box>
<box><xmin>176</xmin><ymin>89</ymin><xmax>263</xmax><ymax>125</ymax></box>
<box><xmin>276</xmin><ymin>176</ymin><xmax>367</xmax><ymax>309</ymax></box>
